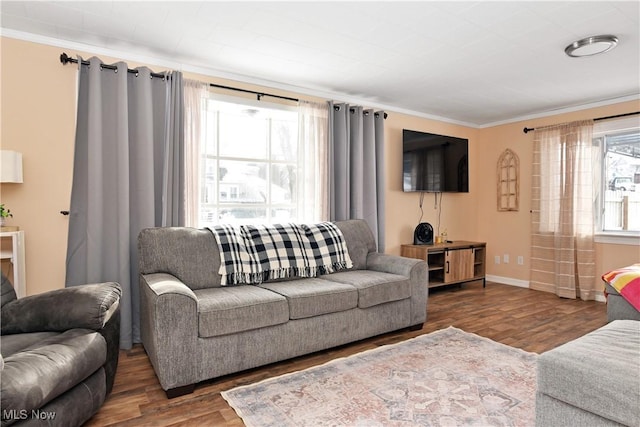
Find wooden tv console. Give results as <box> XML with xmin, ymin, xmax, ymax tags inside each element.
<box><xmin>401</xmin><ymin>241</ymin><xmax>486</xmax><ymax>289</ymax></box>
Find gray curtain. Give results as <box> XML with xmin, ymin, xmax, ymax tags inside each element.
<box><xmin>66</xmin><ymin>57</ymin><xmax>185</xmax><ymax>348</ymax></box>
<box><xmin>328</xmin><ymin>102</ymin><xmax>386</xmax><ymax>251</ymax></box>
<box><xmin>162</xmin><ymin>72</ymin><xmax>186</xmax><ymax>226</ymax></box>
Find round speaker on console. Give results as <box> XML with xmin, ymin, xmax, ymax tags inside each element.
<box><xmin>413</xmin><ymin>222</ymin><xmax>434</xmax><ymax>245</ymax></box>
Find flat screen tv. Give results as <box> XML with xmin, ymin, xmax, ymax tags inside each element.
<box><xmin>403</xmin><ymin>129</ymin><xmax>469</xmax><ymax>193</ymax></box>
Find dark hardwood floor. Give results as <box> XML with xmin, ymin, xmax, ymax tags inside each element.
<box><xmin>86</xmin><ymin>282</ymin><xmax>607</xmax><ymax>426</ymax></box>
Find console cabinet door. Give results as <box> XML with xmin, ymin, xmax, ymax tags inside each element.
<box><xmin>444</xmin><ymin>248</ymin><xmax>474</xmax><ymax>283</ymax></box>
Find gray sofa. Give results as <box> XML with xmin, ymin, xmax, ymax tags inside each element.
<box><xmin>0</xmin><ymin>274</ymin><xmax>121</xmax><ymax>427</ymax></box>
<box><xmin>536</xmin><ymin>320</ymin><xmax>640</xmax><ymax>427</ymax></box>
<box><xmin>138</xmin><ymin>219</ymin><xmax>428</xmax><ymax>397</ymax></box>
<box><xmin>604</xmin><ymin>283</ymin><xmax>640</xmax><ymax>322</ymax></box>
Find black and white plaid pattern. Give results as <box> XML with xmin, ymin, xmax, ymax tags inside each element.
<box><xmin>300</xmin><ymin>222</ymin><xmax>353</xmax><ymax>275</ymax></box>
<box><xmin>209</xmin><ymin>224</ymin><xmax>262</xmax><ymax>285</ymax></box>
<box><xmin>209</xmin><ymin>222</ymin><xmax>353</xmax><ymax>285</ymax></box>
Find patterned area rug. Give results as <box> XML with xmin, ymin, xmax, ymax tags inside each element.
<box><xmin>221</xmin><ymin>327</ymin><xmax>538</xmax><ymax>426</ymax></box>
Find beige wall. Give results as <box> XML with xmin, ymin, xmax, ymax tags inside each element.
<box><xmin>476</xmin><ymin>100</ymin><xmax>640</xmax><ymax>286</ymax></box>
<box><xmin>1</xmin><ymin>36</ymin><xmax>638</xmax><ymax>296</ymax></box>
<box><xmin>1</xmin><ymin>38</ymin><xmax>77</xmax><ymax>295</ymax></box>
<box><xmin>384</xmin><ymin>115</ymin><xmax>479</xmax><ymax>254</ymax></box>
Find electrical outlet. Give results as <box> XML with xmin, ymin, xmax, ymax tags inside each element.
<box><xmin>503</xmin><ymin>254</ymin><xmax>509</xmax><ymax>264</ymax></box>
<box><xmin>517</xmin><ymin>256</ymin><xmax>524</xmax><ymax>265</ymax></box>
<box><xmin>494</xmin><ymin>256</ymin><xmax>500</xmax><ymax>264</ymax></box>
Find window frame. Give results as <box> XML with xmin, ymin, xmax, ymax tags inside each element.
<box><xmin>593</xmin><ymin>116</ymin><xmax>640</xmax><ymax>245</ymax></box>
<box><xmin>199</xmin><ymin>94</ymin><xmax>300</xmax><ymax>228</ymax></box>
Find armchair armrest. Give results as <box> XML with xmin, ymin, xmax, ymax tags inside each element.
<box><xmin>1</xmin><ymin>282</ymin><xmax>121</xmax><ymax>335</ymax></box>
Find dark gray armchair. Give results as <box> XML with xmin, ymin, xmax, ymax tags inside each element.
<box><xmin>0</xmin><ymin>274</ymin><xmax>121</xmax><ymax>426</ymax></box>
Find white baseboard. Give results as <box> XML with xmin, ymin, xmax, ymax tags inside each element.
<box><xmin>486</xmin><ymin>275</ymin><xmax>607</xmax><ymax>303</ymax></box>
<box><xmin>486</xmin><ymin>275</ymin><xmax>530</xmax><ymax>288</ymax></box>
<box><xmin>595</xmin><ymin>293</ymin><xmax>607</xmax><ymax>303</ymax></box>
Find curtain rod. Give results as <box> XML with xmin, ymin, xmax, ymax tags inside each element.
<box><xmin>209</xmin><ymin>83</ymin><xmax>298</xmax><ymax>103</ymax></box>
<box><xmin>60</xmin><ymin>52</ymin><xmax>387</xmax><ymax>117</ymax></box>
<box><xmin>61</xmin><ymin>52</ymin><xmax>298</xmax><ymax>102</ymax></box>
<box><xmin>523</xmin><ymin>111</ymin><xmax>640</xmax><ymax>134</ymax></box>
<box><xmin>60</xmin><ymin>53</ymin><xmax>168</xmax><ymax>79</ymax></box>
<box><xmin>333</xmin><ymin>104</ymin><xmax>388</xmax><ymax>119</ymax></box>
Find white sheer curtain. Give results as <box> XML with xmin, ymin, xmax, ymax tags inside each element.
<box><xmin>530</xmin><ymin>120</ymin><xmax>597</xmax><ymax>300</ymax></box>
<box><xmin>297</xmin><ymin>100</ymin><xmax>329</xmax><ymax>222</ymax></box>
<box><xmin>183</xmin><ymin>79</ymin><xmax>209</xmax><ymax>227</ymax></box>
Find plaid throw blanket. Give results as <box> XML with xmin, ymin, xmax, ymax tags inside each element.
<box><xmin>209</xmin><ymin>222</ymin><xmax>353</xmax><ymax>285</ymax></box>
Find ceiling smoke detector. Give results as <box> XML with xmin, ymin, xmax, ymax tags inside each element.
<box><xmin>565</xmin><ymin>35</ymin><xmax>619</xmax><ymax>57</ymax></box>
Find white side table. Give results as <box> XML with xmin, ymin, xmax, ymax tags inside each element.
<box><xmin>0</xmin><ymin>229</ymin><xmax>26</xmax><ymax>298</ymax></box>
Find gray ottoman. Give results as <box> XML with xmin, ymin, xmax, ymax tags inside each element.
<box><xmin>536</xmin><ymin>320</ymin><xmax>640</xmax><ymax>427</ymax></box>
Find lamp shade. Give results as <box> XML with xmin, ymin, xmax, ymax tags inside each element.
<box><xmin>0</xmin><ymin>150</ymin><xmax>24</xmax><ymax>183</ymax></box>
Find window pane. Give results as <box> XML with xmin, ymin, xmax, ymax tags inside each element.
<box><xmin>200</xmin><ymin>208</ymin><xmax>218</xmax><ymax>228</ymax></box>
<box><xmin>271</xmin><ymin>118</ymin><xmax>298</xmax><ymax>161</ymax></box>
<box><xmin>272</xmin><ymin>208</ymin><xmax>296</xmax><ymax>223</ymax></box>
<box><xmin>219</xmin><ymin>160</ymin><xmax>267</xmax><ymax>204</ymax></box>
<box><xmin>202</xmin><ymin>157</ymin><xmax>217</xmax><ymax>204</ymax></box>
<box><xmin>219</xmin><ymin>110</ymin><xmax>268</xmax><ymax>159</ymax></box>
<box><xmin>602</xmin><ymin>130</ymin><xmax>640</xmax><ymax>232</ymax></box>
<box><xmin>199</xmin><ymin>97</ymin><xmax>303</xmax><ymax>228</ymax></box>
<box><xmin>203</xmin><ymin>106</ymin><xmax>217</xmax><ymax>154</ymax></box>
<box><xmin>219</xmin><ymin>207</ymin><xmax>267</xmax><ymax>225</ymax></box>
<box><xmin>271</xmin><ymin>163</ymin><xmax>296</xmax><ymax>204</ymax></box>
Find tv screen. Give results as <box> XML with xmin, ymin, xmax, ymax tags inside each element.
<box><xmin>403</xmin><ymin>129</ymin><xmax>469</xmax><ymax>193</ymax></box>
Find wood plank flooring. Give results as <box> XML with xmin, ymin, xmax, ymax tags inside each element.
<box><xmin>86</xmin><ymin>282</ymin><xmax>607</xmax><ymax>426</ymax></box>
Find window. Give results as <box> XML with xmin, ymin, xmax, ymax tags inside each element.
<box><xmin>199</xmin><ymin>97</ymin><xmax>300</xmax><ymax>228</ymax></box>
<box><xmin>595</xmin><ymin>117</ymin><xmax>640</xmax><ymax>235</ymax></box>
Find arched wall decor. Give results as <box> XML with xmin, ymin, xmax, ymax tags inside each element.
<box><xmin>497</xmin><ymin>148</ymin><xmax>519</xmax><ymax>211</ymax></box>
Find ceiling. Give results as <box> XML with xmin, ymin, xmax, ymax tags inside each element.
<box><xmin>1</xmin><ymin>1</ymin><xmax>639</xmax><ymax>127</ymax></box>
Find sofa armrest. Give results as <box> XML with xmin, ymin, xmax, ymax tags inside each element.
<box><xmin>1</xmin><ymin>282</ymin><xmax>121</xmax><ymax>335</ymax></box>
<box><xmin>367</xmin><ymin>252</ymin><xmax>428</xmax><ymax>326</ymax></box>
<box><xmin>366</xmin><ymin>252</ymin><xmax>423</xmax><ymax>276</ymax></box>
<box><xmin>140</xmin><ymin>273</ymin><xmax>199</xmax><ymax>392</ymax></box>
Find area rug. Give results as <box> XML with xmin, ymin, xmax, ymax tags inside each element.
<box><xmin>221</xmin><ymin>327</ymin><xmax>538</xmax><ymax>426</ymax></box>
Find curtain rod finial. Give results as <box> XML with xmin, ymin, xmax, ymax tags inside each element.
<box><xmin>60</xmin><ymin>52</ymin><xmax>70</xmax><ymax>64</ymax></box>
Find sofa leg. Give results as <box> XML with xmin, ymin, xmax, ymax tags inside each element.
<box><xmin>165</xmin><ymin>384</ymin><xmax>195</xmax><ymax>399</ymax></box>
<box><xmin>409</xmin><ymin>323</ymin><xmax>424</xmax><ymax>331</ymax></box>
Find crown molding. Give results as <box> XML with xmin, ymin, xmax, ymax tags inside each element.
<box><xmin>479</xmin><ymin>94</ymin><xmax>640</xmax><ymax>129</ymax></box>
<box><xmin>2</xmin><ymin>28</ymin><xmax>636</xmax><ymax>130</ymax></box>
<box><xmin>1</xmin><ymin>29</ymin><xmax>478</xmax><ymax>128</ymax></box>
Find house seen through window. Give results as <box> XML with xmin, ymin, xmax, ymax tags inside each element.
<box><xmin>596</xmin><ymin>118</ymin><xmax>640</xmax><ymax>233</ymax></box>
<box><xmin>200</xmin><ymin>97</ymin><xmax>299</xmax><ymax>228</ymax></box>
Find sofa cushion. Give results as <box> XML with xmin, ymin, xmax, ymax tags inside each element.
<box><xmin>537</xmin><ymin>320</ymin><xmax>640</xmax><ymax>426</ymax></box>
<box><xmin>321</xmin><ymin>270</ymin><xmax>411</xmax><ymax>308</ymax></box>
<box><xmin>195</xmin><ymin>285</ymin><xmax>289</xmax><ymax>338</ymax></box>
<box><xmin>334</xmin><ymin>220</ymin><xmax>377</xmax><ymax>270</ymax></box>
<box><xmin>261</xmin><ymin>279</ymin><xmax>358</xmax><ymax>320</ymax></box>
<box><xmin>1</xmin><ymin>329</ymin><xmax>107</xmax><ymax>418</ymax></box>
<box><xmin>0</xmin><ymin>331</ymin><xmax>60</xmax><ymax>357</ymax></box>
<box><xmin>139</xmin><ymin>227</ymin><xmax>223</xmax><ymax>290</ymax></box>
